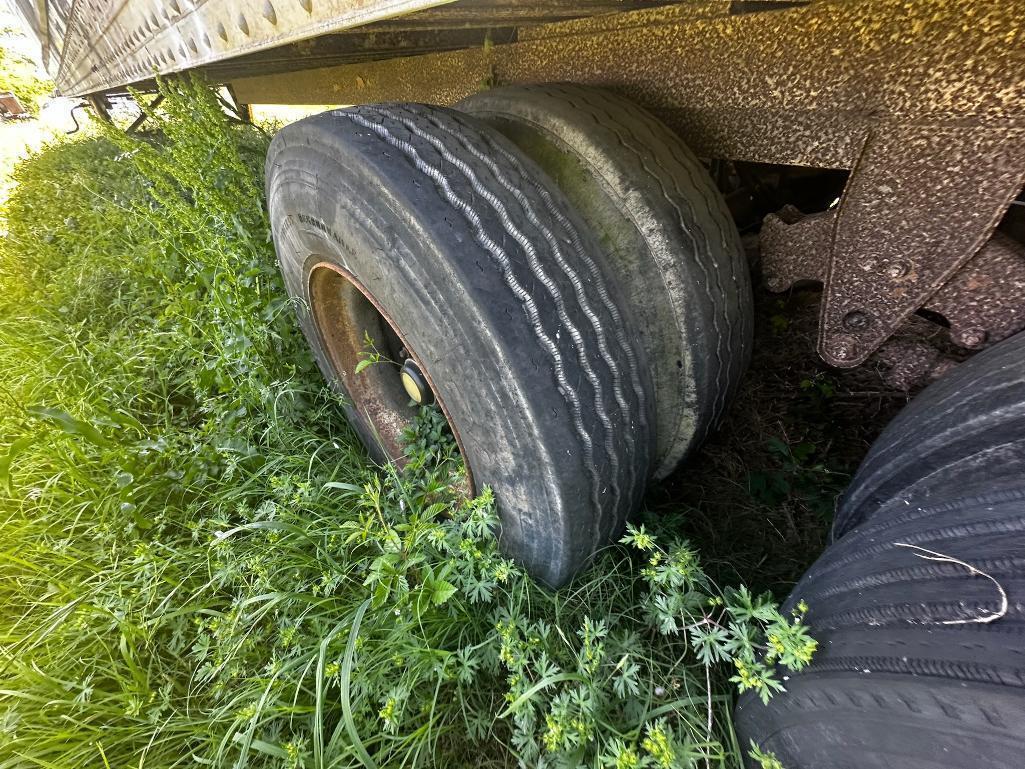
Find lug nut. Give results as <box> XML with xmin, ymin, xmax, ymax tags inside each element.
<box><xmin>832</xmin><ymin>341</ymin><xmax>856</xmax><ymax>362</ymax></box>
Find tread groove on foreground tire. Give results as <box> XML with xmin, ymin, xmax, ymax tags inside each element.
<box><xmin>803</xmin><ymin>557</ymin><xmax>1025</xmax><ymax>602</ymax></box>
<box><xmin>414</xmin><ymin>108</ymin><xmax>644</xmax><ymax>525</ymax></box>
<box><xmin>836</xmin><ymin>331</ymin><xmax>1025</xmax><ymax>536</ymax></box>
<box><xmin>807</xmin><ymin>507</ymin><xmax>1025</xmax><ymax>587</ymax></box>
<box><xmin>342</xmin><ymin>105</ymin><xmax>644</xmax><ymax>542</ymax></box>
<box><xmin>741</xmin><ymin>330</ymin><xmax>1025</xmax><ymax>767</ymax></box>
<box><xmin>797</xmin><ymin>655</ymin><xmax>1025</xmax><ymax>687</ymax></box>
<box><xmin>738</xmin><ymin>459</ymin><xmax>1025</xmax><ymax>766</ymax></box>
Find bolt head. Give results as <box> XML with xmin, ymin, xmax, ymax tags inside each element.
<box><xmin>833</xmin><ymin>342</ymin><xmax>855</xmax><ymax>361</ymax></box>
<box><xmin>842</xmin><ymin>310</ymin><xmax>871</xmax><ymax>330</ymax></box>
<box><xmin>885</xmin><ymin>261</ymin><xmax>910</xmax><ymax>279</ymax></box>
<box><xmin>957</xmin><ymin>328</ymin><xmax>987</xmax><ymax>348</ymax></box>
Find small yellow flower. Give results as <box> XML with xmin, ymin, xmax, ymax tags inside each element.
<box><xmin>642</xmin><ymin>723</ymin><xmax>675</xmax><ymax>768</ymax></box>
<box><xmin>615</xmin><ymin>745</ymin><xmax>641</xmax><ymax>769</ymax></box>
<box><xmin>542</xmin><ymin>714</ymin><xmax>565</xmax><ymax>752</ymax></box>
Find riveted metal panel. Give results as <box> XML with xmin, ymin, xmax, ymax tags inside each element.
<box><xmin>51</xmin><ymin>0</ymin><xmax>456</xmax><ymax>96</ymax></box>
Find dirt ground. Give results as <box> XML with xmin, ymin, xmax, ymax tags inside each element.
<box><xmin>652</xmin><ymin>275</ymin><xmax>914</xmax><ymax>596</ymax></box>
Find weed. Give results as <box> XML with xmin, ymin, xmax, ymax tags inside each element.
<box><xmin>747</xmin><ymin>438</ymin><xmax>845</xmax><ymax>522</ymax></box>
<box><xmin>355</xmin><ymin>330</ymin><xmax>399</xmax><ymax>374</ymax></box>
<box><xmin>748</xmin><ymin>742</ymin><xmax>786</xmax><ymax>769</ymax></box>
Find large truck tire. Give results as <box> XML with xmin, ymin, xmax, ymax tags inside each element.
<box><xmin>458</xmin><ymin>84</ymin><xmax>753</xmax><ymax>479</ymax></box>
<box><xmin>737</xmin><ymin>331</ymin><xmax>1025</xmax><ymax>767</ymax></box>
<box><xmin>737</xmin><ymin>479</ymin><xmax>1025</xmax><ymax>768</ymax></box>
<box><xmin>834</xmin><ymin>330</ymin><xmax>1025</xmax><ymax>539</ymax></box>
<box><xmin>265</xmin><ymin>104</ymin><xmax>655</xmax><ymax>587</ymax></box>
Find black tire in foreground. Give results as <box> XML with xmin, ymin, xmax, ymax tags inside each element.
<box><xmin>458</xmin><ymin>84</ymin><xmax>753</xmax><ymax>479</ymax></box>
<box><xmin>265</xmin><ymin>104</ymin><xmax>654</xmax><ymax>587</ymax></box>
<box><xmin>834</xmin><ymin>329</ymin><xmax>1025</xmax><ymax>539</ymax></box>
<box><xmin>737</xmin><ymin>331</ymin><xmax>1025</xmax><ymax>768</ymax></box>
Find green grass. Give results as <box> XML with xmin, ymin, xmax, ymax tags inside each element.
<box><xmin>0</xmin><ymin>30</ymin><xmax>52</xmax><ymax>113</ymax></box>
<box><xmin>0</xmin><ymin>78</ymin><xmax>832</xmax><ymax>769</ymax></box>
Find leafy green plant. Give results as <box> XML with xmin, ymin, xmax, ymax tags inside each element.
<box><xmin>0</xmin><ymin>31</ymin><xmax>53</xmax><ymax>110</ymax></box>
<box><xmin>748</xmin><ymin>437</ymin><xmax>845</xmax><ymax>521</ymax></box>
<box><xmin>748</xmin><ymin>742</ymin><xmax>786</xmax><ymax>769</ymax></box>
<box><xmin>798</xmin><ymin>374</ymin><xmax>835</xmax><ymax>403</ymax></box>
<box><xmin>354</xmin><ymin>330</ymin><xmax>399</xmax><ymax>374</ymax></box>
<box><xmin>768</xmin><ymin>300</ymin><xmax>790</xmax><ymax>337</ymax></box>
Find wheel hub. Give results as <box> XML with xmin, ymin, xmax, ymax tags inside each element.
<box><xmin>400</xmin><ymin>359</ymin><xmax>434</xmax><ymax>405</ymax></box>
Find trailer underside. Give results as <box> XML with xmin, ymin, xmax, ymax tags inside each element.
<box><xmin>14</xmin><ymin>0</ymin><xmax>1025</xmax><ymax>374</ymax></box>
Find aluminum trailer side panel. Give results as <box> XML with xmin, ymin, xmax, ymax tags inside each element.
<box><xmin>8</xmin><ymin>0</ymin><xmax>73</xmax><ymax>75</ymax></box>
<box><xmin>22</xmin><ymin>0</ymin><xmax>454</xmax><ymax>96</ymax></box>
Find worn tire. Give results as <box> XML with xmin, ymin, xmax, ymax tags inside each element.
<box><xmin>736</xmin><ymin>478</ymin><xmax>1025</xmax><ymax>768</ymax></box>
<box><xmin>834</xmin><ymin>330</ymin><xmax>1025</xmax><ymax>539</ymax></box>
<box><xmin>265</xmin><ymin>104</ymin><xmax>655</xmax><ymax>586</ymax></box>
<box><xmin>457</xmin><ymin>84</ymin><xmax>753</xmax><ymax>478</ymax></box>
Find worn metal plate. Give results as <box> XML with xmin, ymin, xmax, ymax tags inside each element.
<box><xmin>19</xmin><ymin>0</ymin><xmax>684</xmax><ymax>97</ymax></box>
<box><xmin>231</xmin><ymin>0</ymin><xmax>1025</xmax><ymax>171</ymax></box>
<box><xmin>763</xmin><ymin>208</ymin><xmax>1025</xmax><ymax>359</ymax></box>
<box><xmin>819</xmin><ymin>125</ymin><xmax>1025</xmax><ymax>366</ymax></box>
<box><xmin>926</xmin><ymin>232</ymin><xmax>1025</xmax><ymax>351</ymax></box>
<box><xmin>759</xmin><ymin>206</ymin><xmax>830</xmax><ymax>291</ymax></box>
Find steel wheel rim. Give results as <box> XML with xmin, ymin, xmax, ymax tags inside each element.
<box><xmin>307</xmin><ymin>261</ymin><xmax>474</xmax><ymax>488</ymax></box>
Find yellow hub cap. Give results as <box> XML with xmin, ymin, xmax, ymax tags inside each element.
<box><xmin>400</xmin><ymin>359</ymin><xmax>433</xmax><ymax>405</ymax></box>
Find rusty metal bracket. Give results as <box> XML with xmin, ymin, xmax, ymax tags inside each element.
<box><xmin>927</xmin><ymin>232</ymin><xmax>1025</xmax><ymax>351</ymax></box>
<box><xmin>764</xmin><ymin>201</ymin><xmax>1025</xmax><ymax>363</ymax></box>
<box><xmin>817</xmin><ymin>125</ymin><xmax>1025</xmax><ymax>366</ymax></box>
<box><xmin>760</xmin><ymin>205</ymin><xmax>830</xmax><ymax>291</ymax></box>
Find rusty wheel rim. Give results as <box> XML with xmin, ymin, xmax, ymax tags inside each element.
<box><xmin>308</xmin><ymin>262</ymin><xmax>474</xmax><ymax>489</ymax></box>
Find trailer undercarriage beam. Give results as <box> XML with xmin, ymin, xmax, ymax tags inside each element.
<box><xmin>231</xmin><ymin>0</ymin><xmax>1025</xmax><ymax>368</ymax></box>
